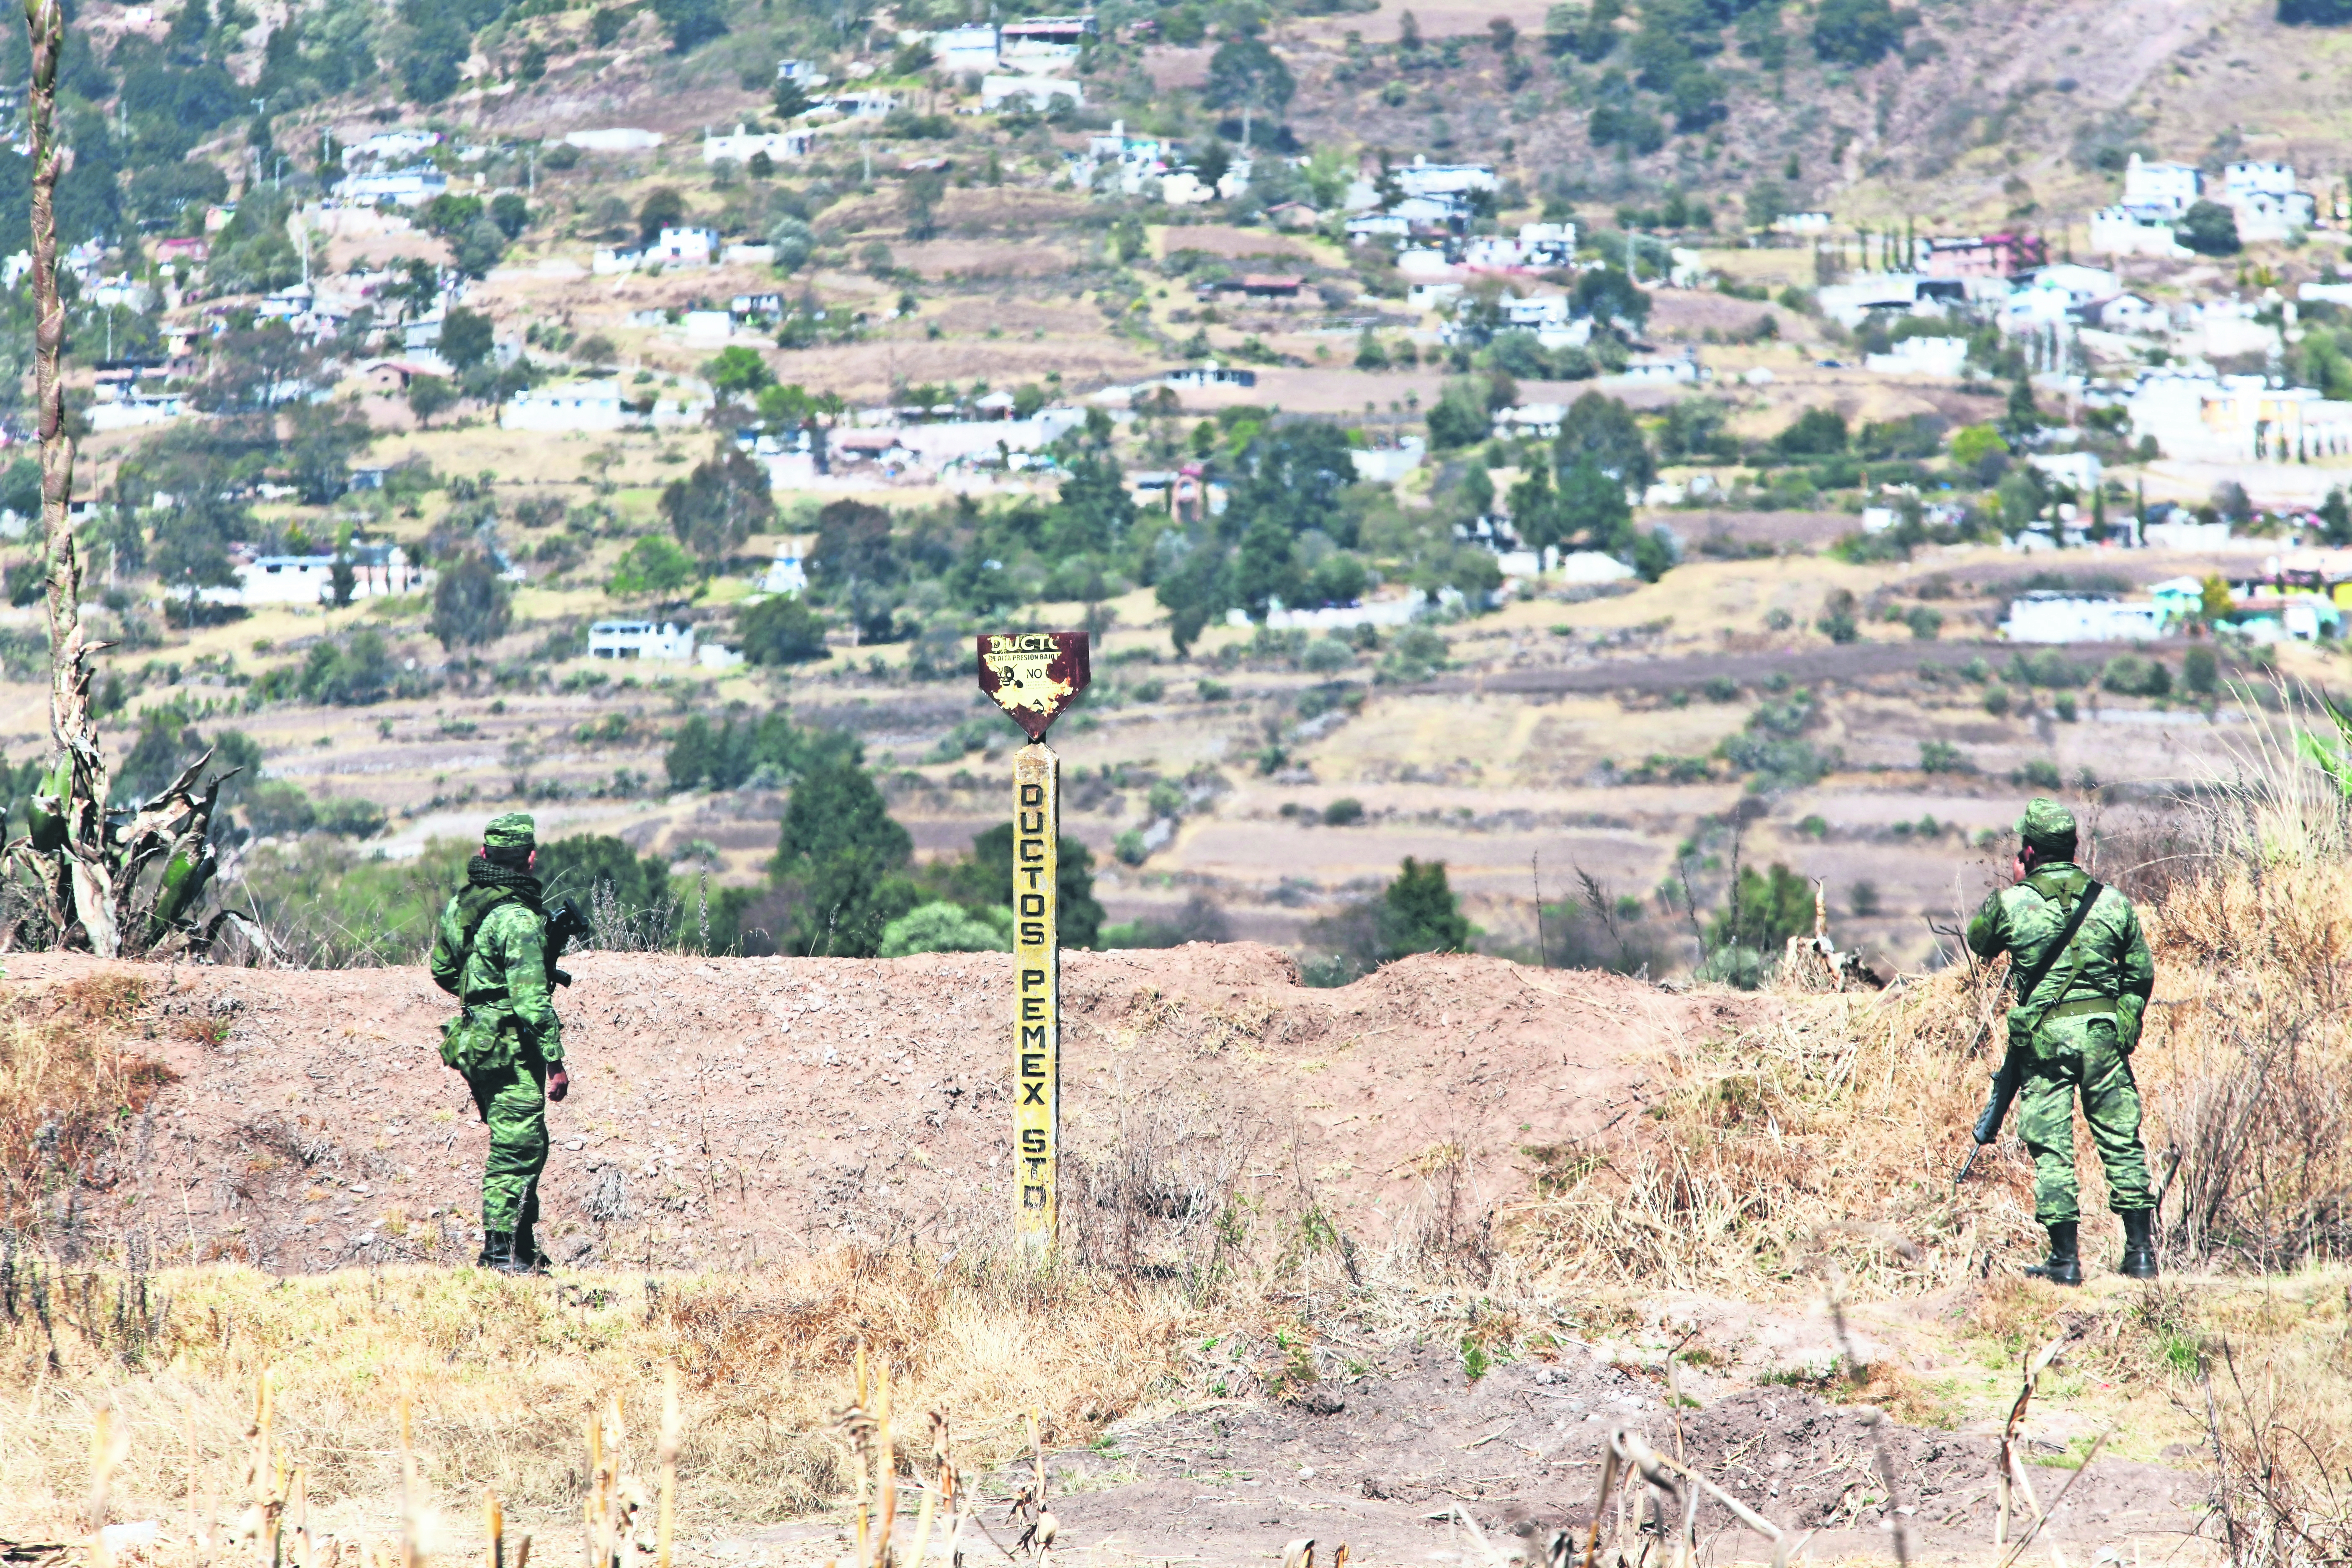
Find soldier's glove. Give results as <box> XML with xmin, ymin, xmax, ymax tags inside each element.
<box><xmin>547</xmin><ymin>1067</ymin><xmax>570</xmax><ymax>1102</ymax></box>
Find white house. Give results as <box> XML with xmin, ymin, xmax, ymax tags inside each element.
<box><xmin>87</xmin><ymin>389</ymin><xmax>186</xmax><ymax>431</ymax></box>
<box><xmin>565</xmin><ymin>128</ymin><xmax>662</xmax><ymax>152</ymax></box>
<box><xmin>1497</xmin><ymin>402</ymin><xmax>1566</xmax><ymax>437</ymax></box>
<box><xmin>776</xmin><ymin>59</ymin><xmax>830</xmax><ymax>87</ymax></box>
<box><xmin>1769</xmin><ymin>211</ymin><xmax>1834</xmax><ymax>236</ymax></box>
<box><xmin>812</xmin><ymin>91</ymin><xmax>898</xmax><ymax>119</ymax></box>
<box><xmin>203</xmin><ymin>546</ymin><xmax>420</xmax><ymax>607</ymax></box>
<box><xmin>2001</xmin><ymin>593</ymin><xmax>2169</xmax><ymax>644</ymax></box>
<box><xmin>2128</xmin><ymin>372</ymin><xmax>2352</xmax><ymax>462</ymax></box>
<box><xmin>2224</xmin><ymin>161</ymin><xmax>2316</xmax><ymax>242</ymax></box>
<box><xmin>348</xmin><ymin>129</ymin><xmax>443</xmax><ymax>163</ymax></box>
<box><xmin>2087</xmin><ymin>205</ymin><xmax>2185</xmax><ymax>259</ymax></box>
<box><xmin>2027</xmin><ymin>451</ymin><xmax>2103</xmax><ymax>491</ymax></box>
<box><xmin>2121</xmin><ymin>155</ymin><xmax>2202</xmax><ymax>215</ymax></box>
<box><xmin>704</xmin><ymin>125</ymin><xmax>817</xmax><ymax>163</ymax></box>
<box><xmin>1393</xmin><ymin>156</ymin><xmax>1498</xmax><ymax>199</ymax></box>
<box><xmin>590</xmin><ymin>620</ymin><xmax>697</xmax><ymax>661</ymax></box>
<box><xmin>2029</xmin><ymin>263</ymin><xmax>2121</xmax><ymax>304</ymax></box>
<box><xmin>1462</xmin><ymin>223</ymin><xmax>1575</xmax><ymax>272</ymax></box>
<box><xmin>1350</xmin><ymin>438</ymin><xmax>1426</xmax><ymax>483</ymax></box>
<box><xmin>1864</xmin><ymin>336</ymin><xmax>1969</xmax><ymax>377</ymax></box>
<box><xmin>930</xmin><ymin>24</ymin><xmax>1001</xmax><ymax>70</ymax></box>
<box><xmin>341</xmin><ymin>165</ymin><xmax>448</xmax><ymax>206</ymax></box>
<box><xmin>982</xmin><ymin>74</ymin><xmax>1082</xmax><ymax>110</ymax></box>
<box><xmin>761</xmin><ymin>537</ymin><xmax>812</xmax><ymax>594</ymax></box>
<box><xmin>2090</xmin><ymin>294</ymin><xmax>2164</xmax><ymax>332</ymax></box>
<box><xmin>1817</xmin><ymin>273</ymin><xmax>1929</xmax><ymax>328</ymax></box>
<box><xmin>682</xmin><ymin>310</ymin><xmax>733</xmax><ymax>343</ymax></box>
<box><xmin>501</xmin><ymin>379</ymin><xmax>635</xmax><ymax>432</ymax></box>
<box><xmin>652</xmin><ymin>227</ymin><xmax>720</xmax><ymax>266</ymax></box>
<box><xmin>1503</xmin><ymin>293</ymin><xmax>1572</xmax><ymax>327</ymax></box>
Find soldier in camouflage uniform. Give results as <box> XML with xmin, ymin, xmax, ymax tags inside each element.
<box><xmin>430</xmin><ymin>812</ymin><xmax>570</xmax><ymax>1274</ymax></box>
<box><xmin>1966</xmin><ymin>798</ymin><xmax>2158</xmax><ymax>1286</ymax></box>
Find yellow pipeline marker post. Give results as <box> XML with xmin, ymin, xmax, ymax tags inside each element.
<box><xmin>975</xmin><ymin>631</ymin><xmax>1091</xmax><ymax>1253</ymax></box>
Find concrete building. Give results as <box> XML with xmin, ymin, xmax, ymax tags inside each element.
<box><xmin>982</xmin><ymin>74</ymin><xmax>1082</xmax><ymax>110</ymax></box>
<box><xmin>2088</xmin><ymin>205</ymin><xmax>2185</xmax><ymax>259</ymax></box>
<box><xmin>2128</xmin><ymin>373</ymin><xmax>2352</xmax><ymax>462</ymax></box>
<box><xmin>341</xmin><ymin>165</ymin><xmax>448</xmax><ymax>206</ymax></box>
<box><xmin>1393</xmin><ymin>156</ymin><xmax>1498</xmax><ymax>199</ymax></box>
<box><xmin>2121</xmin><ymin>155</ymin><xmax>2202</xmax><ymax>214</ymax></box>
<box><xmin>929</xmin><ymin>24</ymin><xmax>1001</xmax><ymax>70</ymax></box>
<box><xmin>1863</xmin><ymin>336</ymin><xmax>1969</xmax><ymax>377</ymax></box>
<box><xmin>2000</xmin><ymin>593</ymin><xmax>2171</xmax><ymax>643</ymax></box>
<box><xmin>590</xmin><ymin>620</ymin><xmax>697</xmax><ymax>661</ymax></box>
<box><xmin>704</xmin><ymin>125</ymin><xmax>817</xmax><ymax>163</ymax></box>
<box><xmin>565</xmin><ymin>128</ymin><xmax>661</xmax><ymax>152</ymax></box>
<box><xmin>501</xmin><ymin>379</ymin><xmax>634</xmax><ymax>432</ymax></box>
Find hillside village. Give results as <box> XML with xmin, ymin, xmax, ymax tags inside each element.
<box><xmin>8</xmin><ymin>0</ymin><xmax>2352</xmax><ymax>972</ymax></box>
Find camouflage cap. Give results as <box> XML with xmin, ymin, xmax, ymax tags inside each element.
<box><xmin>2016</xmin><ymin>797</ymin><xmax>2077</xmax><ymax>852</ymax></box>
<box><xmin>483</xmin><ymin>812</ymin><xmax>537</xmax><ymax>850</ymax></box>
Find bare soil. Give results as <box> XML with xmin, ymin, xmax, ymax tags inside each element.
<box><xmin>13</xmin><ymin>947</ymin><xmax>1755</xmax><ymax>1275</ymax></box>
<box><xmin>721</xmin><ymin>1346</ymin><xmax>2208</xmax><ymax>1568</ymax></box>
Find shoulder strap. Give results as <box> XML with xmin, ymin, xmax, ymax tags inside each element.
<box><xmin>2011</xmin><ymin>877</ymin><xmax>2104</xmax><ymax>1016</ymax></box>
<box><xmin>452</xmin><ymin>885</ymin><xmax>520</xmax><ymax>970</ymax></box>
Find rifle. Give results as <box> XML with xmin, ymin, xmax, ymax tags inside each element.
<box><xmin>1956</xmin><ymin>877</ymin><xmax>2104</xmax><ymax>1186</ymax></box>
<box><xmin>545</xmin><ymin>896</ymin><xmax>592</xmax><ymax>988</ymax></box>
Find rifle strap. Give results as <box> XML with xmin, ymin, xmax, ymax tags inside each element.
<box><xmin>2012</xmin><ymin>876</ymin><xmax>2104</xmax><ymax>1023</ymax></box>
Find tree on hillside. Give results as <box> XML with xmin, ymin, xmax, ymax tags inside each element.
<box><xmin>662</xmin><ymin>444</ymin><xmax>774</xmax><ymax>562</ymax></box>
<box><xmin>432</xmin><ymin>554</ymin><xmax>512</xmax><ymax>649</ymax></box>
<box><xmin>537</xmin><ymin>834</ymin><xmax>672</xmax><ymax>942</ymax></box>
<box><xmin>408</xmin><ymin>374</ymin><xmax>456</xmax><ymax>427</ymax></box>
<box><xmin>738</xmin><ymin>593</ymin><xmax>830</xmax><ymax>665</ymax></box>
<box><xmin>809</xmin><ymin>498</ymin><xmax>899</xmax><ymax>586</ymax></box>
<box><xmin>771</xmin><ymin>758</ymin><xmax>918</xmax><ymax>956</ymax></box>
<box><xmin>638</xmin><ymin>187</ymin><xmax>686</xmax><ymax>242</ymax></box>
<box><xmin>960</xmin><ymin>823</ymin><xmax>1104</xmax><ymax>949</ymax></box>
<box><xmin>652</xmin><ymin>0</ymin><xmax>726</xmax><ymax>52</ymax></box>
<box><xmin>607</xmin><ymin>534</ymin><xmax>698</xmax><ymax>598</ymax></box>
<box><xmin>1203</xmin><ymin>36</ymin><xmax>1294</xmax><ymax>145</ymax></box>
<box><xmin>440</xmin><ymin>307</ymin><xmax>496</xmax><ymax>371</ymax></box>
<box><xmin>1810</xmin><ymin>0</ymin><xmax>1907</xmax><ymax>64</ymax></box>
<box><xmin>1556</xmin><ymin>391</ymin><xmax>1656</xmax><ymax>487</ymax></box>
<box><xmin>2179</xmin><ymin>200</ymin><xmax>2241</xmax><ymax>256</ymax></box>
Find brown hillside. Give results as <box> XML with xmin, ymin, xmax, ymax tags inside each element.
<box><xmin>6</xmin><ymin>947</ymin><xmax>1763</xmax><ymax>1275</ymax></box>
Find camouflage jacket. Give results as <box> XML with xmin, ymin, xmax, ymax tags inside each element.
<box><xmin>429</xmin><ymin>882</ymin><xmax>564</xmax><ymax>1068</ymax></box>
<box><xmin>1965</xmin><ymin>861</ymin><xmax>2155</xmax><ymax>1043</ymax></box>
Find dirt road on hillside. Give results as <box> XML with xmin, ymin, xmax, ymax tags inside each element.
<box><xmin>10</xmin><ymin>948</ymin><xmax>1764</xmax><ymax>1275</ymax></box>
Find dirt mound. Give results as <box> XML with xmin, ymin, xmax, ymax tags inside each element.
<box><xmin>901</xmin><ymin>1349</ymin><xmax>2202</xmax><ymax>1568</ymax></box>
<box><xmin>6</xmin><ymin>946</ymin><xmax>1763</xmax><ymax>1274</ymax></box>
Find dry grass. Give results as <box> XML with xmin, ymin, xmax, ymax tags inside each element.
<box><xmin>0</xmin><ymin>1249</ymin><xmax>1198</xmax><ymax>1547</ymax></box>
<box><xmin>0</xmin><ymin>974</ymin><xmax>177</xmax><ymax>1235</ymax></box>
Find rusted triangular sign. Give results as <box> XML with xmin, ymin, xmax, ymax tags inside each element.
<box><xmin>976</xmin><ymin>631</ymin><xmax>1091</xmax><ymax>741</ymax></box>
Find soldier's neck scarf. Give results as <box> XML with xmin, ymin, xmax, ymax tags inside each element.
<box><xmin>468</xmin><ymin>855</ymin><xmax>543</xmax><ymax>906</ymax></box>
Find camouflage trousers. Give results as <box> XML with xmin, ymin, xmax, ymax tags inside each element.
<box><xmin>2017</xmin><ymin>1014</ymin><xmax>2154</xmax><ymax>1225</ymax></box>
<box><xmin>465</xmin><ymin>1055</ymin><xmax>550</xmax><ymax>1239</ymax></box>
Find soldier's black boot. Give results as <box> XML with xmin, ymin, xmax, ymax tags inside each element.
<box><xmin>2120</xmin><ymin>1210</ymin><xmax>2159</xmax><ymax>1280</ymax></box>
<box><xmin>513</xmin><ymin>1222</ymin><xmax>552</xmax><ymax>1276</ymax></box>
<box><xmin>2023</xmin><ymin>1220</ymin><xmax>2083</xmax><ymax>1286</ymax></box>
<box><xmin>479</xmin><ymin>1230</ymin><xmax>528</xmax><ymax>1273</ymax></box>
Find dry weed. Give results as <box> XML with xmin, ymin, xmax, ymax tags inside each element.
<box><xmin>0</xmin><ymin>974</ymin><xmax>177</xmax><ymax>1234</ymax></box>
<box><xmin>0</xmin><ymin>1249</ymin><xmax>1194</xmax><ymax>1544</ymax></box>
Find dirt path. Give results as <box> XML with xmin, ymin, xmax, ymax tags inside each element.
<box><xmin>10</xmin><ymin>948</ymin><xmax>1764</xmax><ymax>1274</ymax></box>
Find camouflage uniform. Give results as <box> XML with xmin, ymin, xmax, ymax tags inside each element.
<box><xmin>430</xmin><ymin>812</ymin><xmax>565</xmax><ymax>1268</ymax></box>
<box><xmin>1966</xmin><ymin>800</ymin><xmax>2157</xmax><ymax>1232</ymax></box>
